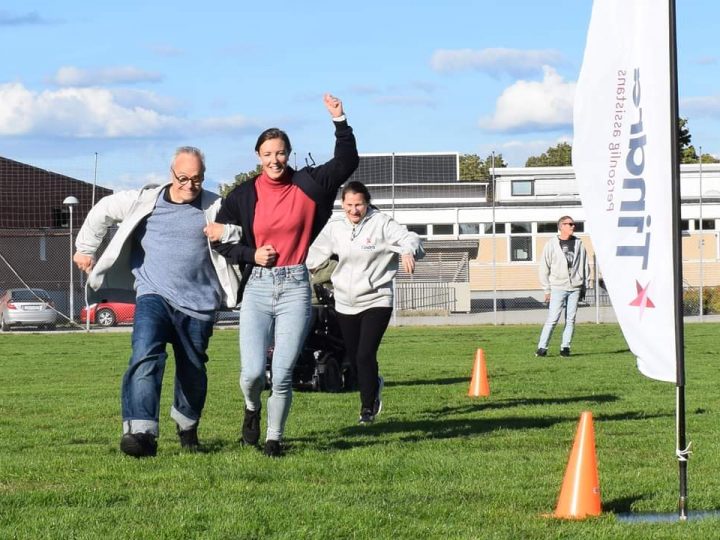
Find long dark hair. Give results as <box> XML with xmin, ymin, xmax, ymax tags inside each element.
<box><xmin>254</xmin><ymin>128</ymin><xmax>292</xmax><ymax>155</ymax></box>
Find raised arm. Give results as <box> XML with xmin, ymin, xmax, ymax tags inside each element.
<box><xmin>308</xmin><ymin>94</ymin><xmax>359</xmax><ymax>192</ymax></box>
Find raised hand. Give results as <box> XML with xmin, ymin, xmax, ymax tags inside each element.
<box><xmin>323</xmin><ymin>93</ymin><xmax>344</xmax><ymax>118</ymax></box>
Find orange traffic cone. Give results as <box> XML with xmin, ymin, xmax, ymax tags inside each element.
<box><xmin>552</xmin><ymin>411</ymin><xmax>601</xmax><ymax>519</ymax></box>
<box><xmin>468</xmin><ymin>348</ymin><xmax>490</xmax><ymax>397</ymax></box>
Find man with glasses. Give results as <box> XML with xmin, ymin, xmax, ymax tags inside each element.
<box><xmin>73</xmin><ymin>147</ymin><xmax>240</xmax><ymax>457</ymax></box>
<box><xmin>535</xmin><ymin>215</ymin><xmax>590</xmax><ymax>358</ymax></box>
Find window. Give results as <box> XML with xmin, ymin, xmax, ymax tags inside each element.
<box><xmin>681</xmin><ymin>219</ymin><xmax>691</xmax><ymax>232</ymax></box>
<box><xmin>510</xmin><ymin>237</ymin><xmax>532</xmax><ymax>261</ymax></box>
<box><xmin>484</xmin><ymin>223</ymin><xmax>506</xmax><ymax>234</ymax></box>
<box><xmin>538</xmin><ymin>221</ymin><xmax>585</xmax><ymax>233</ymax></box>
<box><xmin>699</xmin><ymin>219</ymin><xmax>715</xmax><ymax>231</ymax></box>
<box><xmin>537</xmin><ymin>222</ymin><xmax>558</xmax><ymax>233</ymax></box>
<box><xmin>432</xmin><ymin>224</ymin><xmax>453</xmax><ymax>235</ymax></box>
<box><xmin>407</xmin><ymin>224</ymin><xmax>427</xmax><ymax>236</ymax></box>
<box><xmin>459</xmin><ymin>223</ymin><xmax>480</xmax><ymax>235</ymax></box>
<box><xmin>510</xmin><ymin>221</ymin><xmax>532</xmax><ymax>262</ymax></box>
<box><xmin>511</xmin><ymin>180</ymin><xmax>534</xmax><ymax>196</ymax></box>
<box><xmin>511</xmin><ymin>222</ymin><xmax>531</xmax><ymax>234</ymax></box>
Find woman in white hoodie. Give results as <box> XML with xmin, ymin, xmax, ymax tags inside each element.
<box><xmin>307</xmin><ymin>181</ymin><xmax>424</xmax><ymax>424</ymax></box>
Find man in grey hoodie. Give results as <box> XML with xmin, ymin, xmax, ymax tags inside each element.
<box><xmin>535</xmin><ymin>215</ymin><xmax>590</xmax><ymax>358</ymax></box>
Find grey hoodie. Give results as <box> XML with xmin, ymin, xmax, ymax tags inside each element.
<box><xmin>306</xmin><ymin>208</ymin><xmax>424</xmax><ymax>315</ymax></box>
<box><xmin>538</xmin><ymin>235</ymin><xmax>590</xmax><ymax>293</ymax></box>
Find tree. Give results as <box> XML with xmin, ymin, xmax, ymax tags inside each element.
<box><xmin>459</xmin><ymin>153</ymin><xmax>507</xmax><ymax>181</ymax></box>
<box><xmin>678</xmin><ymin>118</ymin><xmax>719</xmax><ymax>163</ymax></box>
<box><xmin>525</xmin><ymin>142</ymin><xmax>573</xmax><ymax>167</ymax></box>
<box><xmin>219</xmin><ymin>164</ymin><xmax>263</xmax><ymax>197</ymax></box>
<box><xmin>678</xmin><ymin>117</ymin><xmax>692</xmax><ymax>149</ymax></box>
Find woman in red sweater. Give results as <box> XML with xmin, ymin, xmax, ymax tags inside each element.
<box><xmin>210</xmin><ymin>94</ymin><xmax>358</xmax><ymax>456</ymax></box>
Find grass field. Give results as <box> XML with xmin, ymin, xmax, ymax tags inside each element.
<box><xmin>2</xmin><ymin>323</ymin><xmax>720</xmax><ymax>539</ymax></box>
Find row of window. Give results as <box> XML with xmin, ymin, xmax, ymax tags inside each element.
<box><xmin>406</xmin><ymin>221</ymin><xmax>586</xmax><ymax>237</ymax></box>
<box><xmin>407</xmin><ymin>219</ymin><xmax>718</xmax><ymax>262</ymax></box>
<box><xmin>408</xmin><ymin>218</ymin><xmax>718</xmax><ymax>238</ymax></box>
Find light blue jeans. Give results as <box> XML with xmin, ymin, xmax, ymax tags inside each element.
<box><xmin>239</xmin><ymin>264</ymin><xmax>311</xmax><ymax>441</ymax></box>
<box><xmin>537</xmin><ymin>288</ymin><xmax>581</xmax><ymax>351</ymax></box>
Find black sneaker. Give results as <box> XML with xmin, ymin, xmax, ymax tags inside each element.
<box><xmin>359</xmin><ymin>408</ymin><xmax>375</xmax><ymax>425</ymax></box>
<box><xmin>263</xmin><ymin>439</ymin><xmax>282</xmax><ymax>458</ymax></box>
<box><xmin>372</xmin><ymin>376</ymin><xmax>384</xmax><ymax>418</ymax></box>
<box><xmin>177</xmin><ymin>425</ymin><xmax>199</xmax><ymax>452</ymax></box>
<box><xmin>535</xmin><ymin>348</ymin><xmax>547</xmax><ymax>357</ymax></box>
<box><xmin>241</xmin><ymin>406</ymin><xmax>261</xmax><ymax>446</ymax></box>
<box><xmin>120</xmin><ymin>432</ymin><xmax>157</xmax><ymax>458</ymax></box>
<box><xmin>560</xmin><ymin>347</ymin><xmax>571</xmax><ymax>357</ymax></box>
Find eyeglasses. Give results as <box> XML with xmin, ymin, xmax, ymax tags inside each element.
<box><xmin>562</xmin><ymin>222</ymin><xmax>576</xmax><ymax>227</ymax></box>
<box><xmin>171</xmin><ymin>167</ymin><xmax>204</xmax><ymax>186</ymax></box>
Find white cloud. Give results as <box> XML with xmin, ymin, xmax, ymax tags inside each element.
<box><xmin>481</xmin><ymin>66</ymin><xmax>575</xmax><ymax>133</ymax></box>
<box><xmin>430</xmin><ymin>48</ymin><xmax>564</xmax><ymax>78</ymax></box>
<box><xmin>112</xmin><ymin>88</ymin><xmax>182</xmax><ymax>114</ymax></box>
<box><xmin>51</xmin><ymin>66</ymin><xmax>163</xmax><ymax>86</ymax></box>
<box><xmin>681</xmin><ymin>95</ymin><xmax>720</xmax><ymax>118</ymax></box>
<box><xmin>0</xmin><ymin>82</ymin><xmax>256</xmax><ymax>138</ymax></box>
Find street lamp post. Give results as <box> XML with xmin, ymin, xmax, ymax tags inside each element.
<box><xmin>63</xmin><ymin>196</ymin><xmax>79</xmax><ymax>323</ymax></box>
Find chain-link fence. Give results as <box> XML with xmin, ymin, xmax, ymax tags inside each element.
<box><xmin>2</xmin><ymin>227</ymin><xmax>717</xmax><ymax>332</ymax></box>
<box><xmin>0</xmin><ymin>228</ymin><xmax>239</xmax><ymax>332</ymax></box>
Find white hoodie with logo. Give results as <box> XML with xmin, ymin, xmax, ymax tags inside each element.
<box><xmin>306</xmin><ymin>208</ymin><xmax>424</xmax><ymax>315</ymax></box>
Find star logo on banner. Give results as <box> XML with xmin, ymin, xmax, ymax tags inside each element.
<box><xmin>629</xmin><ymin>280</ymin><xmax>655</xmax><ymax>318</ymax></box>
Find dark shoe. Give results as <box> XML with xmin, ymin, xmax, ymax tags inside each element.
<box><xmin>241</xmin><ymin>406</ymin><xmax>261</xmax><ymax>446</ymax></box>
<box><xmin>560</xmin><ymin>347</ymin><xmax>571</xmax><ymax>357</ymax></box>
<box><xmin>359</xmin><ymin>408</ymin><xmax>375</xmax><ymax>425</ymax></box>
<box><xmin>535</xmin><ymin>348</ymin><xmax>547</xmax><ymax>357</ymax></box>
<box><xmin>263</xmin><ymin>439</ymin><xmax>282</xmax><ymax>458</ymax></box>
<box><xmin>177</xmin><ymin>425</ymin><xmax>199</xmax><ymax>452</ymax></box>
<box><xmin>372</xmin><ymin>376</ymin><xmax>384</xmax><ymax>417</ymax></box>
<box><xmin>120</xmin><ymin>432</ymin><xmax>157</xmax><ymax>458</ymax></box>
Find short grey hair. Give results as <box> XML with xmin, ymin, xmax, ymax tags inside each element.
<box><xmin>173</xmin><ymin>146</ymin><xmax>206</xmax><ymax>175</ymax></box>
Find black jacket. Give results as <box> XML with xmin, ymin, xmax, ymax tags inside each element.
<box><xmin>214</xmin><ymin>119</ymin><xmax>358</xmax><ymax>299</ymax></box>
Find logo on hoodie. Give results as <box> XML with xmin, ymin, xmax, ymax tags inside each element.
<box><xmin>359</xmin><ymin>236</ymin><xmax>376</xmax><ymax>251</ymax></box>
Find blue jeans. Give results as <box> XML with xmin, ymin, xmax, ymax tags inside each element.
<box><xmin>537</xmin><ymin>288</ymin><xmax>581</xmax><ymax>351</ymax></box>
<box><xmin>121</xmin><ymin>294</ymin><xmax>214</xmax><ymax>436</ymax></box>
<box><xmin>239</xmin><ymin>265</ymin><xmax>311</xmax><ymax>441</ymax></box>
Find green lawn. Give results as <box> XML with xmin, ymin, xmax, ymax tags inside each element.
<box><xmin>2</xmin><ymin>323</ymin><xmax>720</xmax><ymax>539</ymax></box>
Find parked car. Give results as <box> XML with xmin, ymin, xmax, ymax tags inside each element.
<box><xmin>0</xmin><ymin>288</ymin><xmax>58</xmax><ymax>331</ymax></box>
<box><xmin>80</xmin><ymin>288</ymin><xmax>136</xmax><ymax>327</ymax></box>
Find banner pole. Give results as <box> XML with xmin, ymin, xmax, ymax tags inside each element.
<box><xmin>668</xmin><ymin>0</ymin><xmax>688</xmax><ymax>520</ymax></box>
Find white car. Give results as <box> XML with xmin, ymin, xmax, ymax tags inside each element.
<box><xmin>0</xmin><ymin>288</ymin><xmax>58</xmax><ymax>331</ymax></box>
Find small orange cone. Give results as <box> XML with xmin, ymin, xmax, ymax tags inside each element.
<box><xmin>468</xmin><ymin>348</ymin><xmax>490</xmax><ymax>397</ymax></box>
<box><xmin>552</xmin><ymin>411</ymin><xmax>601</xmax><ymax>519</ymax></box>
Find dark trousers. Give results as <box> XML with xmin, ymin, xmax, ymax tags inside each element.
<box><xmin>336</xmin><ymin>307</ymin><xmax>392</xmax><ymax>410</ymax></box>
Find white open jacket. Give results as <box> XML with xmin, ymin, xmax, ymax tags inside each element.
<box><xmin>74</xmin><ymin>184</ymin><xmax>241</xmax><ymax>308</ymax></box>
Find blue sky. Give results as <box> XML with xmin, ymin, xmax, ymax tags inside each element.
<box><xmin>1</xmin><ymin>1</ymin><xmax>718</xmax><ymax>193</ymax></box>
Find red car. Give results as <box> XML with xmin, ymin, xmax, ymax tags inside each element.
<box><xmin>80</xmin><ymin>288</ymin><xmax>136</xmax><ymax>327</ymax></box>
